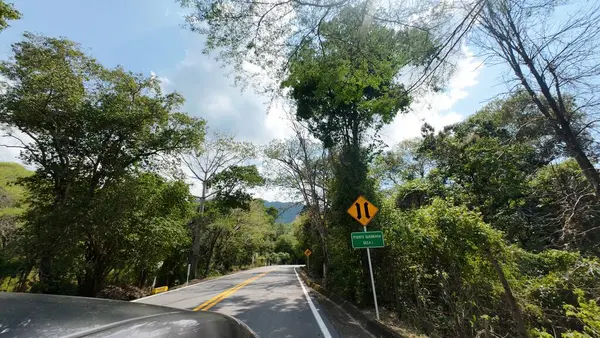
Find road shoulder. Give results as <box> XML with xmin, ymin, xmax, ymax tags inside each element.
<box><xmin>296</xmin><ymin>268</ymin><xmax>417</xmax><ymax>338</ymax></box>
<box><xmin>294</xmin><ymin>267</ymin><xmax>375</xmax><ymax>338</ymax></box>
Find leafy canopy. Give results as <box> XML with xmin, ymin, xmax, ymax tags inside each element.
<box><xmin>0</xmin><ymin>1</ymin><xmax>20</xmax><ymax>32</ymax></box>
<box><xmin>282</xmin><ymin>7</ymin><xmax>435</xmax><ymax>147</ymax></box>
<box><xmin>0</xmin><ymin>33</ymin><xmax>205</xmax><ymax>295</ymax></box>
<box><xmin>0</xmin><ymin>33</ymin><xmax>206</xmax><ymax>192</ymax></box>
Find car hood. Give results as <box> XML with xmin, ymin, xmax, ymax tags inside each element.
<box><xmin>0</xmin><ymin>292</ymin><xmax>258</xmax><ymax>338</ymax></box>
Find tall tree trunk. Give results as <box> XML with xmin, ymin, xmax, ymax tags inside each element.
<box><xmin>486</xmin><ymin>249</ymin><xmax>528</xmax><ymax>338</ymax></box>
<box><xmin>17</xmin><ymin>263</ymin><xmax>33</xmax><ymax>292</ymax></box>
<box><xmin>560</xmin><ymin>124</ymin><xmax>600</xmax><ymax>199</ymax></box>
<box><xmin>189</xmin><ymin>218</ymin><xmax>202</xmax><ymax>279</ymax></box>
<box><xmin>138</xmin><ymin>269</ymin><xmax>148</xmax><ymax>288</ymax></box>
<box><xmin>189</xmin><ymin>180</ymin><xmax>208</xmax><ymax>279</ymax></box>
<box><xmin>495</xmin><ymin>17</ymin><xmax>600</xmax><ymax>199</ymax></box>
<box><xmin>203</xmin><ymin>229</ymin><xmax>222</xmax><ymax>277</ymax></box>
<box><xmin>78</xmin><ymin>252</ymin><xmax>108</xmax><ymax>297</ymax></box>
<box><xmin>38</xmin><ymin>255</ymin><xmax>55</xmax><ymax>292</ymax></box>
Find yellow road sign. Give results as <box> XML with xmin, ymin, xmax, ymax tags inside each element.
<box><xmin>347</xmin><ymin>195</ymin><xmax>379</xmax><ymax>226</ymax></box>
<box><xmin>304</xmin><ymin>249</ymin><xmax>312</xmax><ymax>256</ymax></box>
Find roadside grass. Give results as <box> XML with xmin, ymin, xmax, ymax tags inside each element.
<box><xmin>362</xmin><ymin>307</ymin><xmax>428</xmax><ymax>338</ymax></box>
<box><xmin>0</xmin><ymin>267</ymin><xmax>37</xmax><ymax>292</ymax></box>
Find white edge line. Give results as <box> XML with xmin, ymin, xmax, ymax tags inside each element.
<box><xmin>131</xmin><ymin>268</ymin><xmax>258</xmax><ymax>302</ymax></box>
<box><xmin>294</xmin><ymin>267</ymin><xmax>333</xmax><ymax>338</ymax></box>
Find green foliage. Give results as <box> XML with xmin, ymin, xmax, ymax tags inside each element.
<box><xmin>563</xmin><ymin>290</ymin><xmax>600</xmax><ymax>337</ymax></box>
<box><xmin>0</xmin><ymin>162</ymin><xmax>32</xmax><ymax>290</ymax></box>
<box><xmin>0</xmin><ymin>162</ymin><xmax>31</xmax><ymax>210</ymax></box>
<box><xmin>204</xmin><ymin>200</ymin><xmax>277</xmax><ymax>274</ymax></box>
<box><xmin>514</xmin><ymin>249</ymin><xmax>600</xmax><ymax>336</ymax></box>
<box><xmin>377</xmin><ymin>197</ymin><xmax>508</xmax><ymax>337</ymax></box>
<box><xmin>393</xmin><ymin>177</ymin><xmax>445</xmax><ymax>211</ymax></box>
<box><xmin>528</xmin><ymin>160</ymin><xmax>600</xmax><ymax>255</ymax></box>
<box><xmin>178</xmin><ymin>0</ymin><xmax>447</xmax><ymax>94</ymax></box>
<box><xmin>420</xmin><ymin>119</ymin><xmax>538</xmax><ymax>217</ymax></box>
<box><xmin>0</xmin><ymin>1</ymin><xmax>20</xmax><ymax>32</ymax></box>
<box><xmin>374</xmin><ymin>196</ymin><xmax>600</xmax><ymax>337</ymax></box>
<box><xmin>416</xmin><ymin>93</ymin><xmax>594</xmax><ymax>250</ymax></box>
<box><xmin>100</xmin><ymin>174</ymin><xmax>194</xmax><ymax>277</ymax></box>
<box><xmin>265</xmin><ymin>206</ymin><xmax>279</xmax><ymax>222</ymax></box>
<box><xmin>470</xmin><ymin>91</ymin><xmax>565</xmax><ymax>164</ymax></box>
<box><xmin>282</xmin><ymin>7</ymin><xmax>428</xmax><ymax>148</ymax></box>
<box><xmin>18</xmin><ymin>173</ymin><xmax>195</xmax><ymax>295</ymax></box>
<box><xmin>0</xmin><ymin>34</ymin><xmax>205</xmax><ymax>177</ymax></box>
<box><xmin>371</xmin><ymin>138</ymin><xmax>432</xmax><ymax>188</ymax></box>
<box><xmin>295</xmin><ymin>90</ymin><xmax>600</xmax><ymax>337</ymax></box>
<box><xmin>211</xmin><ymin>165</ymin><xmax>265</xmax><ymax>211</ymax></box>
<box><xmin>0</xmin><ymin>33</ymin><xmax>205</xmax><ymax>295</ymax></box>
<box><xmin>0</xmin><ymin>162</ymin><xmax>31</xmax><ymax>245</ymax></box>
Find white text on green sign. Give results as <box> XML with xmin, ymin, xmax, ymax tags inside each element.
<box><xmin>351</xmin><ymin>231</ymin><xmax>384</xmax><ymax>249</ymax></box>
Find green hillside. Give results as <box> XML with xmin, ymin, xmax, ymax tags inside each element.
<box><xmin>0</xmin><ymin>162</ymin><xmax>32</xmax><ymax>291</ymax></box>
<box><xmin>0</xmin><ymin>162</ymin><xmax>31</xmax><ymax>217</ymax></box>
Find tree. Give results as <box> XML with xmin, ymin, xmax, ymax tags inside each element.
<box><xmin>280</xmin><ymin>7</ymin><xmax>439</xmax><ymax>299</ymax></box>
<box><xmin>181</xmin><ymin>131</ymin><xmax>261</xmax><ymax>277</ymax></box>
<box><xmin>416</xmin><ymin>92</ymin><xmax>592</xmax><ymax>248</ymax></box>
<box><xmin>376</xmin><ymin>197</ymin><xmax>529</xmax><ymax>337</ymax></box>
<box><xmin>74</xmin><ymin>173</ymin><xmax>194</xmax><ymax>295</ymax></box>
<box><xmin>264</xmin><ymin>121</ymin><xmax>332</xmax><ymax>264</ymax></box>
<box><xmin>459</xmin><ymin>91</ymin><xmax>573</xmax><ymax>165</ymax></box>
<box><xmin>371</xmin><ymin>138</ymin><xmax>433</xmax><ymax>189</ymax></box>
<box><xmin>201</xmin><ymin>200</ymin><xmax>275</xmax><ymax>274</ymax></box>
<box><xmin>210</xmin><ymin>165</ymin><xmax>265</xmax><ymax>210</ymax></box>
<box><xmin>472</xmin><ymin>0</ymin><xmax>600</xmax><ymax>198</ymax></box>
<box><xmin>177</xmin><ymin>0</ymin><xmax>475</xmax><ymax>94</ymax></box>
<box><xmin>0</xmin><ymin>1</ymin><xmax>20</xmax><ymax>32</ymax></box>
<box><xmin>0</xmin><ymin>33</ymin><xmax>205</xmax><ymax>294</ymax></box>
<box><xmin>282</xmin><ymin>6</ymin><xmax>428</xmax><ymax>149</ymax></box>
<box><xmin>279</xmin><ymin>7</ymin><xmax>446</xmax><ymax>300</ymax></box>
<box><xmin>529</xmin><ymin>160</ymin><xmax>600</xmax><ymax>256</ymax></box>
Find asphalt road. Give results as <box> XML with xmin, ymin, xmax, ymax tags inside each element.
<box><xmin>133</xmin><ymin>265</ymin><xmax>372</xmax><ymax>338</ymax></box>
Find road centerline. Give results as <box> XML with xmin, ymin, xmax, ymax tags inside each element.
<box><xmin>193</xmin><ymin>271</ymin><xmax>270</xmax><ymax>311</ymax></box>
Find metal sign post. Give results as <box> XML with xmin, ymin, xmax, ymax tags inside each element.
<box><xmin>304</xmin><ymin>249</ymin><xmax>312</xmax><ymax>272</ymax></box>
<box><xmin>186</xmin><ymin>264</ymin><xmax>191</xmax><ymax>285</ymax></box>
<box><xmin>347</xmin><ymin>195</ymin><xmax>381</xmax><ymax>321</ymax></box>
<box><xmin>364</xmin><ymin>226</ymin><xmax>379</xmax><ymax>320</ymax></box>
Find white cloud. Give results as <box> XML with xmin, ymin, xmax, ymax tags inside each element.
<box><xmin>0</xmin><ymin>129</ymin><xmax>33</xmax><ymax>166</ymax></box>
<box><xmin>150</xmin><ymin>70</ymin><xmax>172</xmax><ymax>93</ymax></box>
<box><xmin>0</xmin><ymin>74</ymin><xmax>31</xmax><ymax>166</ymax></box>
<box><xmin>0</xmin><ymin>42</ymin><xmax>483</xmax><ymax>203</ymax></box>
<box><xmin>155</xmin><ymin>41</ymin><xmax>298</xmax><ymax>146</ymax></box>
<box><xmin>380</xmin><ymin>45</ymin><xmax>483</xmax><ymax>146</ymax></box>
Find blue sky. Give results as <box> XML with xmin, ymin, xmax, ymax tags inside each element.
<box><xmin>1</xmin><ymin>1</ymin><xmax>508</xmax><ymax>142</ymax></box>
<box><xmin>0</xmin><ymin>0</ymin><xmax>187</xmax><ymax>73</ymax></box>
<box><xmin>0</xmin><ymin>0</ymin><xmax>510</xmax><ymax>200</ymax></box>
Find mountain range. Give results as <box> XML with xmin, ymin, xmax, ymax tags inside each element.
<box><xmin>263</xmin><ymin>201</ymin><xmax>304</xmax><ymax>224</ymax></box>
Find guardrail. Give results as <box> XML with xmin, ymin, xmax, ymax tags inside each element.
<box><xmin>151</xmin><ymin>286</ymin><xmax>168</xmax><ymax>295</ymax></box>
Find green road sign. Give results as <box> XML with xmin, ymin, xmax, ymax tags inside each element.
<box><xmin>351</xmin><ymin>231</ymin><xmax>384</xmax><ymax>249</ymax></box>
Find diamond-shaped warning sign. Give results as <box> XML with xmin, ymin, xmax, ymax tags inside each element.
<box><xmin>347</xmin><ymin>195</ymin><xmax>379</xmax><ymax>226</ymax></box>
